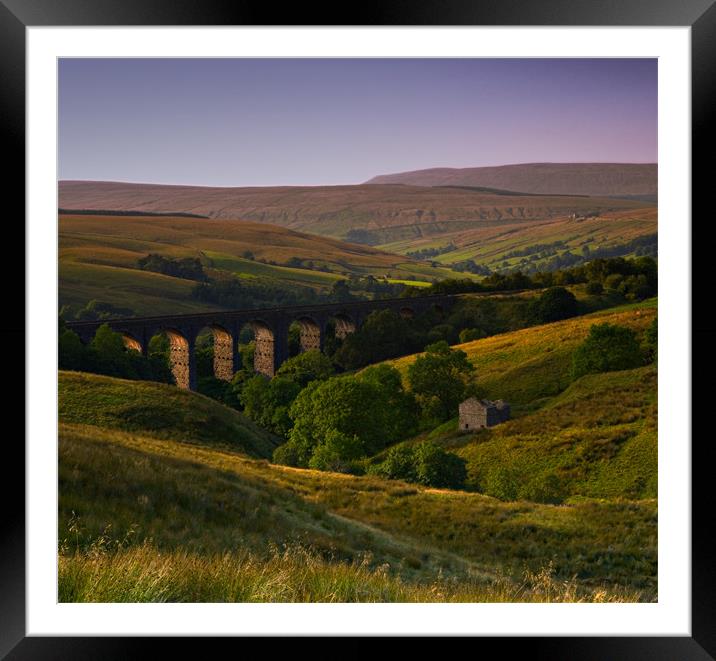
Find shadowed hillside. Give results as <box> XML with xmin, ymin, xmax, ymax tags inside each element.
<box><xmin>59</xmin><ymin>371</ymin><xmax>280</xmax><ymax>458</ymax></box>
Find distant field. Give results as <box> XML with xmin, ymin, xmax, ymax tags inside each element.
<box><xmin>387</xmin><ymin>278</ymin><xmax>432</xmax><ymax>288</ymax></box>
<box><xmin>381</xmin><ymin>207</ymin><xmax>657</xmax><ymax>270</ymax></box>
<box><xmin>59</xmin><ymin>260</ymin><xmax>223</xmax><ymax>316</ymax></box>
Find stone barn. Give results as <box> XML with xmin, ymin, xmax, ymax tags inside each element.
<box><xmin>458</xmin><ymin>397</ymin><xmax>511</xmax><ymax>431</ymax></box>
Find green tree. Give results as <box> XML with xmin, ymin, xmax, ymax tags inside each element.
<box><xmin>238</xmin><ymin>341</ymin><xmax>255</xmax><ymax>371</ymax></box>
<box><xmin>374</xmin><ymin>443</ymin><xmax>417</xmax><ymax>481</ymax></box>
<box><xmin>240</xmin><ymin>375</ymin><xmax>302</xmax><ymax>437</ymax></box>
<box><xmin>330</xmin><ymin>279</ymin><xmax>354</xmax><ymax>302</ymax></box>
<box><xmin>407</xmin><ymin>341</ymin><xmax>475</xmax><ymax>423</ymax></box>
<box><xmin>529</xmin><ymin>287</ymin><xmax>578</xmax><ymax>323</ymax></box>
<box><xmin>276</xmin><ymin>349</ymin><xmax>334</xmax><ymax>387</ymax></box>
<box><xmin>58</xmin><ymin>323</ymin><xmax>88</xmax><ymax>372</ymax></box>
<box><xmin>358</xmin><ymin>364</ymin><xmax>419</xmax><ymax>441</ymax></box>
<box><xmin>308</xmin><ymin>430</ymin><xmax>364</xmax><ymax>473</ymax></box>
<box><xmin>286</xmin><ymin>376</ymin><xmax>390</xmax><ymax>467</ymax></box>
<box><xmin>333</xmin><ymin>309</ymin><xmax>419</xmax><ymax>370</ymax></box>
<box><xmin>571</xmin><ymin>323</ymin><xmax>644</xmax><ymax>380</ymax></box>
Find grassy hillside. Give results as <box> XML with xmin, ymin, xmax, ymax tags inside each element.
<box><xmin>390</xmin><ymin>299</ymin><xmax>657</xmax><ymax>408</ymax></box>
<box><xmin>59</xmin><ymin>371</ymin><xmax>279</xmax><ymax>458</ymax></box>
<box><xmin>59</xmin><ymin>419</ymin><xmax>656</xmax><ymax>601</ymax></box>
<box><xmin>428</xmin><ymin>366</ymin><xmax>657</xmax><ymax>501</ymax></box>
<box><xmin>380</xmin><ymin>300</ymin><xmax>657</xmax><ymax>505</ymax></box>
<box><xmin>59</xmin><ymin>181</ymin><xmax>649</xmax><ymax>239</ymax></box>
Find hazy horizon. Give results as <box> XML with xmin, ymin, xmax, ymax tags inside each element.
<box><xmin>59</xmin><ymin>58</ymin><xmax>657</xmax><ymax>187</ymax></box>
<box><xmin>59</xmin><ymin>159</ymin><xmax>658</xmax><ymax>190</ymax></box>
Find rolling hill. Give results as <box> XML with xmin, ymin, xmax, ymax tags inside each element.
<box><xmin>58</xmin><ymin>371</ymin><xmax>280</xmax><ymax>457</ymax></box>
<box><xmin>365</xmin><ymin>162</ymin><xmax>657</xmax><ymax>199</ymax></box>
<box><xmin>59</xmin><ymin>213</ymin><xmax>473</xmax><ymax>316</ymax></box>
<box><xmin>58</xmin><ymin>180</ymin><xmax>651</xmax><ymax>242</ymax></box>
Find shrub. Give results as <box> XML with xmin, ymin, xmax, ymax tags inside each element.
<box><xmin>272</xmin><ymin>442</ymin><xmax>301</xmax><ymax>467</ymax></box>
<box><xmin>378</xmin><ymin>444</ymin><xmax>418</xmax><ymax>481</ymax></box>
<box><xmin>585</xmin><ymin>281</ymin><xmax>603</xmax><ymax>295</ymax></box>
<box><xmin>571</xmin><ymin>323</ymin><xmax>644</xmax><ymax>380</ymax></box>
<box><xmin>308</xmin><ymin>431</ymin><xmax>364</xmax><ymax>473</ymax></box>
<box><xmin>481</xmin><ymin>466</ymin><xmax>520</xmax><ymax>501</ymax></box>
<box><xmin>529</xmin><ymin>287</ymin><xmax>578</xmax><ymax>323</ymax></box>
<box><xmin>459</xmin><ymin>328</ymin><xmax>486</xmax><ymax>343</ymax></box>
<box><xmin>642</xmin><ymin>317</ymin><xmax>657</xmax><ymax>363</ymax></box>
<box><xmin>413</xmin><ymin>441</ymin><xmax>467</xmax><ymax>489</ymax></box>
<box><xmin>518</xmin><ymin>472</ymin><xmax>566</xmax><ymax>504</ymax></box>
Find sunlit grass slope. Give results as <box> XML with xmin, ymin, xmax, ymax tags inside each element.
<box><xmin>383</xmin><ymin>300</ymin><xmax>657</xmax><ymax>505</ymax></box>
<box><xmin>423</xmin><ymin>366</ymin><xmax>657</xmax><ymax>501</ymax></box>
<box><xmin>59</xmin><ymin>371</ymin><xmax>279</xmax><ymax>458</ymax></box>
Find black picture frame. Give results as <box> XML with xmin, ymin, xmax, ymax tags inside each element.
<box><xmin>2</xmin><ymin>0</ymin><xmax>712</xmax><ymax>656</ymax></box>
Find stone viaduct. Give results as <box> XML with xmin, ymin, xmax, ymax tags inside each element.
<box><xmin>65</xmin><ymin>295</ymin><xmax>456</xmax><ymax>390</ymax></box>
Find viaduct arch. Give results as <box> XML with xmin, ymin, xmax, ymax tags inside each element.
<box><xmin>66</xmin><ymin>295</ymin><xmax>455</xmax><ymax>390</ymax></box>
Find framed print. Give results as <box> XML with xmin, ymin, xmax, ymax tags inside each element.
<box><xmin>3</xmin><ymin>0</ymin><xmax>713</xmax><ymax>656</ymax></box>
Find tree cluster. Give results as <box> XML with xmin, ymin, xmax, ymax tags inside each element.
<box><xmin>571</xmin><ymin>320</ymin><xmax>656</xmax><ymax>380</ymax></box>
<box><xmin>369</xmin><ymin>441</ymin><xmax>467</xmax><ymax>489</ymax></box>
<box><xmin>273</xmin><ymin>364</ymin><xmax>419</xmax><ymax>471</ymax></box>
<box><xmin>58</xmin><ymin>321</ymin><xmax>173</xmax><ymax>384</ymax></box>
<box><xmin>138</xmin><ymin>254</ymin><xmax>208</xmax><ymax>281</ymax></box>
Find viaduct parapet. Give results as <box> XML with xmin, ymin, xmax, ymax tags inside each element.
<box><xmin>65</xmin><ymin>295</ymin><xmax>456</xmax><ymax>390</ymax></box>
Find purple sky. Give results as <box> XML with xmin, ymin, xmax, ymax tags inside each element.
<box><xmin>59</xmin><ymin>58</ymin><xmax>657</xmax><ymax>187</ymax></box>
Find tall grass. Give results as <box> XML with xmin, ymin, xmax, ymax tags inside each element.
<box><xmin>59</xmin><ymin>537</ymin><xmax>643</xmax><ymax>603</ymax></box>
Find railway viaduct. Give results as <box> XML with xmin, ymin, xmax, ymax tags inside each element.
<box><xmin>65</xmin><ymin>295</ymin><xmax>456</xmax><ymax>390</ymax></box>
